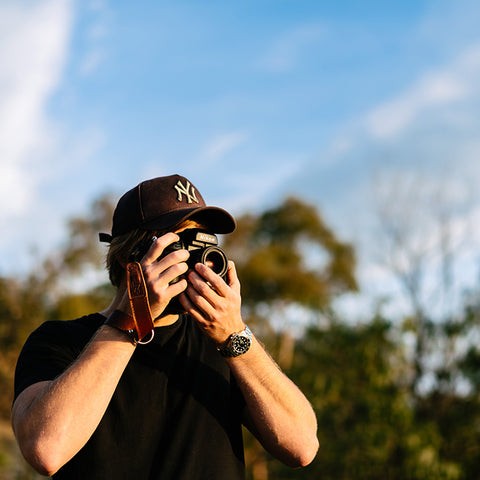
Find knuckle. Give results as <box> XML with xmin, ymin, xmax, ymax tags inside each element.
<box><xmin>164</xmin><ymin>250</ymin><xmax>189</xmax><ymax>266</ymax></box>
<box><xmin>150</xmin><ymin>284</ymin><xmax>163</xmax><ymax>298</ymax></box>
<box><xmin>176</xmin><ymin>249</ymin><xmax>190</xmax><ymax>260</ymax></box>
<box><xmin>197</xmin><ymin>282</ymin><xmax>212</xmax><ymax>295</ymax></box>
<box><xmin>156</xmin><ymin>233</ymin><xmax>178</xmax><ymax>251</ymax></box>
<box><xmin>143</xmin><ymin>268</ymin><xmax>155</xmax><ymax>284</ymax></box>
<box><xmin>171</xmin><ymin>262</ymin><xmax>188</xmax><ymax>277</ymax></box>
<box><xmin>172</xmin><ymin>280</ymin><xmax>187</xmax><ymax>295</ymax></box>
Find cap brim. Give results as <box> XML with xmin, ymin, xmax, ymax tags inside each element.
<box><xmin>142</xmin><ymin>206</ymin><xmax>236</xmax><ymax>234</ymax></box>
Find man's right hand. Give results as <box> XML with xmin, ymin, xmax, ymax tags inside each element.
<box><xmin>117</xmin><ymin>232</ymin><xmax>190</xmax><ymax>323</ymax></box>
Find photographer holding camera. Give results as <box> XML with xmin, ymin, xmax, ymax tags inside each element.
<box><xmin>11</xmin><ymin>174</ymin><xmax>319</xmax><ymax>479</ymax></box>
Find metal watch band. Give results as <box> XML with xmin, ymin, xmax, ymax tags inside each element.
<box><xmin>218</xmin><ymin>325</ymin><xmax>252</xmax><ymax>357</ymax></box>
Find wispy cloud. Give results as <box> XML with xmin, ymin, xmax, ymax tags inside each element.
<box><xmin>0</xmin><ymin>0</ymin><xmax>73</xmax><ymax>241</ymax></box>
<box><xmin>281</xmin><ymin>36</ymin><xmax>480</xmax><ymax>316</ymax></box>
<box><xmin>259</xmin><ymin>22</ymin><xmax>325</xmax><ymax>73</ymax></box>
<box><xmin>305</xmin><ymin>41</ymin><xmax>480</xmax><ymax>176</ymax></box>
<box><xmin>200</xmin><ymin>131</ymin><xmax>249</xmax><ymax>165</ymax></box>
<box><xmin>79</xmin><ymin>0</ymin><xmax>111</xmax><ymax>76</ymax></box>
<box><xmin>79</xmin><ymin>49</ymin><xmax>106</xmax><ymax>76</ymax></box>
<box><xmin>317</xmin><ymin>42</ymin><xmax>480</xmax><ymax>317</ymax></box>
<box><xmin>365</xmin><ymin>44</ymin><xmax>480</xmax><ymax>139</ymax></box>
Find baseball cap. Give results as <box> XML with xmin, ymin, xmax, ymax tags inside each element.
<box><xmin>99</xmin><ymin>174</ymin><xmax>236</xmax><ymax>242</ymax></box>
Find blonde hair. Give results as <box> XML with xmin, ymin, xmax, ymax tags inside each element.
<box><xmin>106</xmin><ymin>219</ymin><xmax>204</xmax><ymax>287</ymax></box>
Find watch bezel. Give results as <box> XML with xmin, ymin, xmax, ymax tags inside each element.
<box><xmin>219</xmin><ymin>326</ymin><xmax>252</xmax><ymax>357</ymax></box>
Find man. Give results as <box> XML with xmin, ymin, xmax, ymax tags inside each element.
<box><xmin>11</xmin><ymin>174</ymin><xmax>319</xmax><ymax>479</ymax></box>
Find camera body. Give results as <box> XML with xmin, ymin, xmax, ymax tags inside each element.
<box><xmin>130</xmin><ymin>229</ymin><xmax>229</xmax><ymax>314</ymax></box>
<box><xmin>162</xmin><ymin>229</ymin><xmax>229</xmax><ymax>281</ymax></box>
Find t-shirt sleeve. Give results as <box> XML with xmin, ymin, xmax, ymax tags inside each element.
<box><xmin>13</xmin><ymin>321</ymin><xmax>81</xmax><ymax>402</ymax></box>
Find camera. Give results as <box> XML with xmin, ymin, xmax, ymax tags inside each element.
<box><xmin>161</xmin><ymin>229</ymin><xmax>229</xmax><ymax>281</ymax></box>
<box><xmin>130</xmin><ymin>229</ymin><xmax>229</xmax><ymax>314</ymax></box>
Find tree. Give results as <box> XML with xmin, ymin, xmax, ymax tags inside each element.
<box><xmin>365</xmin><ymin>171</ymin><xmax>480</xmax><ymax>479</ymax></box>
<box><xmin>223</xmin><ymin>196</ymin><xmax>357</xmax><ymax>359</ymax></box>
<box><xmin>270</xmin><ymin>316</ymin><xmax>463</xmax><ymax>480</ymax></box>
<box><xmin>225</xmin><ymin>196</ymin><xmax>357</xmax><ymax>312</ymax></box>
<box><xmin>223</xmin><ymin>197</ymin><xmax>358</xmax><ymax>479</ymax></box>
<box><xmin>415</xmin><ymin>287</ymin><xmax>480</xmax><ymax>479</ymax></box>
<box><xmin>10</xmin><ymin>190</ymin><xmax>477</xmax><ymax>480</ymax></box>
<box><xmin>369</xmin><ymin>170</ymin><xmax>477</xmax><ymax>395</ymax></box>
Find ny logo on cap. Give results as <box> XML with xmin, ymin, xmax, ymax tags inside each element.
<box><xmin>174</xmin><ymin>180</ymin><xmax>199</xmax><ymax>204</ymax></box>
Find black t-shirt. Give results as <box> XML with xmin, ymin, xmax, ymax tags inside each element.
<box><xmin>14</xmin><ymin>313</ymin><xmax>246</xmax><ymax>480</ymax></box>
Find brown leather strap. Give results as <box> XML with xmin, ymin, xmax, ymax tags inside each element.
<box><xmin>126</xmin><ymin>262</ymin><xmax>155</xmax><ymax>342</ymax></box>
<box><xmin>104</xmin><ymin>310</ymin><xmax>138</xmax><ymax>345</ymax></box>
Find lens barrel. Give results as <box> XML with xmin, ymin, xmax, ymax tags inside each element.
<box><xmin>191</xmin><ymin>246</ymin><xmax>228</xmax><ymax>280</ymax></box>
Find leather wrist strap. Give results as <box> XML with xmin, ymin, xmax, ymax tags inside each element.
<box><xmin>104</xmin><ymin>310</ymin><xmax>138</xmax><ymax>345</ymax></box>
<box><xmin>127</xmin><ymin>262</ymin><xmax>155</xmax><ymax>343</ymax></box>
<box><xmin>104</xmin><ymin>262</ymin><xmax>155</xmax><ymax>345</ymax></box>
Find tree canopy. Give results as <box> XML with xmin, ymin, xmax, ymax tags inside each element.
<box><xmin>1</xmin><ymin>193</ymin><xmax>480</xmax><ymax>480</ymax></box>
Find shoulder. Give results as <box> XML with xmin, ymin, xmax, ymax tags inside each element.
<box><xmin>17</xmin><ymin>313</ymin><xmax>105</xmax><ymax>372</ymax></box>
<box><xmin>13</xmin><ymin>313</ymin><xmax>105</xmax><ymax>402</ymax></box>
<box><xmin>26</xmin><ymin>313</ymin><xmax>104</xmax><ymax>345</ymax></box>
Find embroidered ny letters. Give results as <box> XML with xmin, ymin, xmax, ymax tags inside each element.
<box><xmin>174</xmin><ymin>180</ymin><xmax>199</xmax><ymax>204</ymax></box>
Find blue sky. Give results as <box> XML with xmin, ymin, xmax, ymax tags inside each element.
<box><xmin>2</xmin><ymin>0</ymin><xmax>480</xmax><ymax>317</ymax></box>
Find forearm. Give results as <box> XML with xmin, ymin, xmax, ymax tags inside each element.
<box><xmin>182</xmin><ymin>262</ymin><xmax>318</xmax><ymax>466</ymax></box>
<box><xmin>12</xmin><ymin>325</ymin><xmax>135</xmax><ymax>476</ymax></box>
<box><xmin>227</xmin><ymin>336</ymin><xmax>319</xmax><ymax>467</ymax></box>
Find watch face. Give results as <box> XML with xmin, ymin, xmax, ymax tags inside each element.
<box><xmin>232</xmin><ymin>335</ymin><xmax>251</xmax><ymax>355</ymax></box>
<box><xmin>219</xmin><ymin>326</ymin><xmax>252</xmax><ymax>357</ymax></box>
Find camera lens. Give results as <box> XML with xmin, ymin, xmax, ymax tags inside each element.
<box><xmin>200</xmin><ymin>247</ymin><xmax>228</xmax><ymax>280</ymax></box>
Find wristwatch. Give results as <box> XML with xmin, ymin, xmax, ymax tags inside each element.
<box><xmin>218</xmin><ymin>326</ymin><xmax>253</xmax><ymax>357</ymax></box>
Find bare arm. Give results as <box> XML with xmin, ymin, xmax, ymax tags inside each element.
<box><xmin>228</xmin><ymin>337</ymin><xmax>319</xmax><ymax>467</ymax></box>
<box><xmin>12</xmin><ymin>233</ymin><xmax>190</xmax><ymax>476</ymax></box>
<box><xmin>180</xmin><ymin>261</ymin><xmax>319</xmax><ymax>467</ymax></box>
<box><xmin>11</xmin><ymin>326</ymin><xmax>135</xmax><ymax>476</ymax></box>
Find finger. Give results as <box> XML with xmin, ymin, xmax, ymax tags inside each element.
<box><xmin>178</xmin><ymin>291</ymin><xmax>216</xmax><ymax>331</ymax></box>
<box><xmin>192</xmin><ymin>263</ymin><xmax>228</xmax><ymax>296</ymax></box>
<box><xmin>142</xmin><ymin>232</ymin><xmax>179</xmax><ymax>264</ymax></box>
<box><xmin>226</xmin><ymin>261</ymin><xmax>240</xmax><ymax>291</ymax></box>
<box><xmin>167</xmin><ymin>278</ymin><xmax>188</xmax><ymax>298</ymax></box>
<box><xmin>155</xmin><ymin>249</ymin><xmax>189</xmax><ymax>277</ymax></box>
<box><xmin>149</xmin><ymin>277</ymin><xmax>188</xmax><ymax>320</ymax></box>
<box><xmin>158</xmin><ymin>258</ymin><xmax>189</xmax><ymax>286</ymax></box>
<box><xmin>188</xmin><ymin>269</ymin><xmax>222</xmax><ymax>306</ymax></box>
<box><xmin>184</xmin><ymin>279</ymin><xmax>217</xmax><ymax>313</ymax></box>
<box><xmin>178</xmin><ymin>291</ymin><xmax>205</xmax><ymax>319</ymax></box>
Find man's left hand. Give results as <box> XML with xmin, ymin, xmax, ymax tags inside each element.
<box><xmin>179</xmin><ymin>261</ymin><xmax>245</xmax><ymax>345</ymax></box>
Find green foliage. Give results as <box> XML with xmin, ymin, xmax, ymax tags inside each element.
<box><xmin>2</xmin><ymin>192</ymin><xmax>480</xmax><ymax>480</ymax></box>
<box><xmin>0</xmin><ymin>273</ymin><xmax>51</xmax><ymax>420</ymax></box>
<box><xmin>0</xmin><ymin>195</ymin><xmax>116</xmax><ymax>432</ymax></box>
<box><xmin>61</xmin><ymin>195</ymin><xmax>115</xmax><ymax>273</ymax></box>
<box><xmin>224</xmin><ymin>197</ymin><xmax>358</xmax><ymax>310</ymax></box>
<box><xmin>269</xmin><ymin>318</ymin><xmax>463</xmax><ymax>479</ymax></box>
<box><xmin>50</xmin><ymin>283</ymin><xmax>115</xmax><ymax>321</ymax></box>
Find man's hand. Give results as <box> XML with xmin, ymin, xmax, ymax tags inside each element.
<box><xmin>179</xmin><ymin>260</ymin><xmax>245</xmax><ymax>345</ymax></box>
<box><xmin>181</xmin><ymin>259</ymin><xmax>319</xmax><ymax>466</ymax></box>
<box><xmin>117</xmin><ymin>232</ymin><xmax>190</xmax><ymax>323</ymax></box>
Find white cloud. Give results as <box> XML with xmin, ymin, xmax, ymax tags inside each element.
<box><xmin>200</xmin><ymin>131</ymin><xmax>249</xmax><ymax>165</ymax></box>
<box><xmin>79</xmin><ymin>49</ymin><xmax>106</xmax><ymax>76</ymax></box>
<box><xmin>365</xmin><ymin>44</ymin><xmax>480</xmax><ymax>140</ymax></box>
<box><xmin>286</xmin><ymin>38</ymin><xmax>480</xmax><ymax>318</ymax></box>
<box><xmin>221</xmin><ymin>159</ymin><xmax>303</xmax><ymax>215</ymax></box>
<box><xmin>306</xmin><ymin>42</ymin><xmax>480</xmax><ymax>178</ymax></box>
<box><xmin>0</xmin><ymin>0</ymin><xmax>73</xmax><ymax>224</ymax></box>
<box><xmin>79</xmin><ymin>0</ymin><xmax>111</xmax><ymax>76</ymax></box>
<box><xmin>259</xmin><ymin>22</ymin><xmax>325</xmax><ymax>73</ymax></box>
